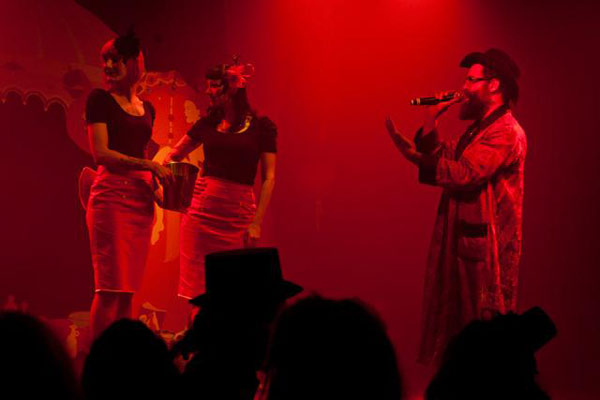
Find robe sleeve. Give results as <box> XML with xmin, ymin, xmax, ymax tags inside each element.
<box><xmin>414</xmin><ymin>127</ymin><xmax>457</xmax><ymax>184</ymax></box>
<box><xmin>419</xmin><ymin>123</ymin><xmax>522</xmax><ymax>190</ymax></box>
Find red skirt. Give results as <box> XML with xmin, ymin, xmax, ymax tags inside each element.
<box><xmin>178</xmin><ymin>177</ymin><xmax>256</xmax><ymax>299</ymax></box>
<box><xmin>86</xmin><ymin>166</ymin><xmax>154</xmax><ymax>293</ymax></box>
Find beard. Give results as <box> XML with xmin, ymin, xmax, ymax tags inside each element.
<box><xmin>459</xmin><ymin>95</ymin><xmax>485</xmax><ymax>120</ymax></box>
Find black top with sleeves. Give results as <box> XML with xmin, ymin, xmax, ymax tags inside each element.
<box><xmin>186</xmin><ymin>115</ymin><xmax>277</xmax><ymax>186</ymax></box>
<box><xmin>85</xmin><ymin>88</ymin><xmax>155</xmax><ymax>159</ymax></box>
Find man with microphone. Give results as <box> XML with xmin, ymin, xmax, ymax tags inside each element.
<box><xmin>386</xmin><ymin>49</ymin><xmax>526</xmax><ymax>364</ymax></box>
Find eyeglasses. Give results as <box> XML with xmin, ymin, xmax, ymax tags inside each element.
<box><xmin>102</xmin><ymin>53</ymin><xmax>123</xmax><ymax>64</ymax></box>
<box><xmin>465</xmin><ymin>76</ymin><xmax>492</xmax><ymax>84</ymax></box>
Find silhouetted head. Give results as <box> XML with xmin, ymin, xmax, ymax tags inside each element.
<box><xmin>264</xmin><ymin>296</ymin><xmax>403</xmax><ymax>400</ymax></box>
<box><xmin>426</xmin><ymin>307</ymin><xmax>556</xmax><ymax>400</ymax></box>
<box><xmin>0</xmin><ymin>311</ymin><xmax>81</xmax><ymax>399</ymax></box>
<box><xmin>190</xmin><ymin>248</ymin><xmax>302</xmax><ymax>312</ymax></box>
<box><xmin>177</xmin><ymin>248</ymin><xmax>303</xmax><ymax>373</ymax></box>
<box><xmin>82</xmin><ymin>319</ymin><xmax>179</xmax><ymax>400</ymax></box>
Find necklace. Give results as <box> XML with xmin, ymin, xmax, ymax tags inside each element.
<box><xmin>217</xmin><ymin>114</ymin><xmax>253</xmax><ymax>134</ymax></box>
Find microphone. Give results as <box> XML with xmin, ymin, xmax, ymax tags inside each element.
<box><xmin>410</xmin><ymin>91</ymin><xmax>462</xmax><ymax>106</ymax></box>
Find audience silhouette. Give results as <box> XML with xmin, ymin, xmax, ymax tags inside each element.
<box><xmin>262</xmin><ymin>295</ymin><xmax>403</xmax><ymax>400</ymax></box>
<box><xmin>81</xmin><ymin>318</ymin><xmax>180</xmax><ymax>400</ymax></box>
<box><xmin>2</xmin><ymin>251</ymin><xmax>558</xmax><ymax>400</ymax></box>
<box><xmin>0</xmin><ymin>311</ymin><xmax>82</xmax><ymax>399</ymax></box>
<box><xmin>173</xmin><ymin>247</ymin><xmax>302</xmax><ymax>400</ymax></box>
<box><xmin>426</xmin><ymin>307</ymin><xmax>556</xmax><ymax>400</ymax></box>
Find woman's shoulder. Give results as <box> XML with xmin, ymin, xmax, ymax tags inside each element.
<box><xmin>85</xmin><ymin>88</ymin><xmax>114</xmax><ymax>122</ymax></box>
<box><xmin>191</xmin><ymin>114</ymin><xmax>213</xmax><ymax>129</ymax></box>
<box><xmin>254</xmin><ymin>115</ymin><xmax>277</xmax><ymax>133</ymax></box>
<box><xmin>86</xmin><ymin>88</ymin><xmax>113</xmax><ymax>108</ymax></box>
<box><xmin>186</xmin><ymin>114</ymin><xmax>214</xmax><ymax>140</ymax></box>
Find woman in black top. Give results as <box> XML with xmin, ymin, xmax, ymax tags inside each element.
<box><xmin>165</xmin><ymin>61</ymin><xmax>277</xmax><ymax>300</ymax></box>
<box><xmin>85</xmin><ymin>32</ymin><xmax>172</xmax><ymax>338</ymax></box>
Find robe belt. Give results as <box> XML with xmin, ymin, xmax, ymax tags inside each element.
<box><xmin>457</xmin><ymin>221</ymin><xmax>488</xmax><ymax>238</ymax></box>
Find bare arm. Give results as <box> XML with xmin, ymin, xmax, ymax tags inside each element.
<box><xmin>245</xmin><ymin>152</ymin><xmax>276</xmax><ymax>246</ymax></box>
<box><xmin>254</xmin><ymin>152</ymin><xmax>276</xmax><ymax>225</ymax></box>
<box><xmin>165</xmin><ymin>134</ymin><xmax>202</xmax><ymax>163</ymax></box>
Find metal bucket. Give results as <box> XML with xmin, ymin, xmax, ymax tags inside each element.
<box><xmin>161</xmin><ymin>162</ymin><xmax>199</xmax><ymax>211</ymax></box>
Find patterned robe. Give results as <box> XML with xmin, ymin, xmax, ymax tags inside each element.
<box><xmin>415</xmin><ymin>106</ymin><xmax>527</xmax><ymax>364</ymax></box>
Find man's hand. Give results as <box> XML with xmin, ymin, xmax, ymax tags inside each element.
<box><xmin>423</xmin><ymin>91</ymin><xmax>464</xmax><ymax>132</ymax></box>
<box><xmin>385</xmin><ymin>117</ymin><xmax>421</xmax><ymax>165</ymax></box>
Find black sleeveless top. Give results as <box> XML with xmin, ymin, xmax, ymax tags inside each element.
<box><xmin>85</xmin><ymin>88</ymin><xmax>155</xmax><ymax>159</ymax></box>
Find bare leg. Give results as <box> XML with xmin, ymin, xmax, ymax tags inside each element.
<box><xmin>115</xmin><ymin>292</ymin><xmax>134</xmax><ymax>321</ymax></box>
<box><xmin>90</xmin><ymin>292</ymin><xmax>119</xmax><ymax>339</ymax></box>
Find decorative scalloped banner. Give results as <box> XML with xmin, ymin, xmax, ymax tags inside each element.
<box><xmin>0</xmin><ymin>0</ymin><xmax>114</xmax><ymax>153</ymax></box>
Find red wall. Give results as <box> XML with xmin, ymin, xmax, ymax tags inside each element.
<box><xmin>213</xmin><ymin>1</ymin><xmax>600</xmax><ymax>396</ymax></box>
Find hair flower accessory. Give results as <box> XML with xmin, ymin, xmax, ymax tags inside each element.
<box><xmin>224</xmin><ymin>56</ymin><xmax>255</xmax><ymax>89</ymax></box>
